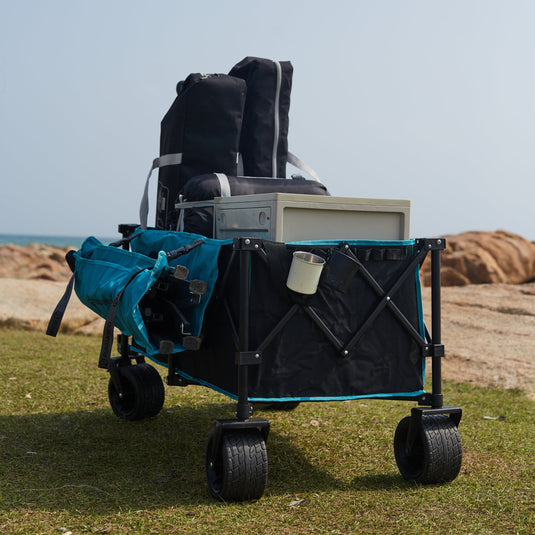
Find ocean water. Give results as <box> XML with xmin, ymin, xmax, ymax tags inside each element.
<box><xmin>0</xmin><ymin>234</ymin><xmax>117</xmax><ymax>248</ymax></box>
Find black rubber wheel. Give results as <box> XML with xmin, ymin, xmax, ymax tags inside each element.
<box><xmin>108</xmin><ymin>363</ymin><xmax>165</xmax><ymax>421</ymax></box>
<box><xmin>206</xmin><ymin>429</ymin><xmax>268</xmax><ymax>501</ymax></box>
<box><xmin>394</xmin><ymin>414</ymin><xmax>462</xmax><ymax>484</ymax></box>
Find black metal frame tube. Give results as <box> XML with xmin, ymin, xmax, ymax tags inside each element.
<box><xmin>236</xmin><ymin>248</ymin><xmax>251</xmax><ymax>420</ymax></box>
<box><xmin>431</xmin><ymin>247</ymin><xmax>443</xmax><ymax>408</ymax></box>
<box><xmin>256</xmin><ymin>303</ymin><xmax>300</xmax><ymax>353</ymax></box>
<box><xmin>345</xmin><ymin>247</ymin><xmax>428</xmax><ymax>353</ymax></box>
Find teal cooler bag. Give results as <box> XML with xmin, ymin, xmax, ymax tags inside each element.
<box><xmin>72</xmin><ymin>231</ymin><xmax>226</xmax><ymax>357</ymax></box>
<box><xmin>73</xmin><ymin>236</ymin><xmax>170</xmax><ymax>356</ymax></box>
<box><xmin>127</xmin><ymin>228</ymin><xmax>229</xmax><ymax>340</ymax></box>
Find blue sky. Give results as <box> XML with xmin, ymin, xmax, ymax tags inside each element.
<box><xmin>1</xmin><ymin>0</ymin><xmax>534</xmax><ymax>240</ymax></box>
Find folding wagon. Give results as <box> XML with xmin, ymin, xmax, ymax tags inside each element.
<box><xmin>48</xmin><ymin>56</ymin><xmax>462</xmax><ymax>501</ymax></box>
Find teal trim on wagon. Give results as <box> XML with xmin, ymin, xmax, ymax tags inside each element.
<box><xmin>247</xmin><ymin>390</ymin><xmax>426</xmax><ymax>403</ymax></box>
<box><xmin>287</xmin><ymin>238</ymin><xmax>416</xmax><ymax>247</ymax></box>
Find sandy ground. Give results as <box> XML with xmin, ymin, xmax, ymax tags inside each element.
<box><xmin>422</xmin><ymin>283</ymin><xmax>535</xmax><ymax>400</ymax></box>
<box><xmin>0</xmin><ymin>278</ymin><xmax>106</xmax><ymax>335</ymax></box>
<box><xmin>1</xmin><ymin>278</ymin><xmax>534</xmax><ymax>399</ymax></box>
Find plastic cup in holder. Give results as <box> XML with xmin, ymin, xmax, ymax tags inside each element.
<box><xmin>286</xmin><ymin>251</ymin><xmax>326</xmax><ymax>295</ymax></box>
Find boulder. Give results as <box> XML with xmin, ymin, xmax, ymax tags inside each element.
<box><xmin>421</xmin><ymin>230</ymin><xmax>535</xmax><ymax>286</ymax></box>
<box><xmin>0</xmin><ymin>278</ymin><xmax>104</xmax><ymax>335</ymax></box>
<box><xmin>0</xmin><ymin>243</ymin><xmax>72</xmax><ymax>282</ymax></box>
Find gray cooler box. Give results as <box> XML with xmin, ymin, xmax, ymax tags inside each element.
<box><xmin>213</xmin><ymin>193</ymin><xmax>410</xmax><ymax>241</ymax></box>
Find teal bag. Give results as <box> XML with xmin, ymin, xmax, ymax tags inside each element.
<box><xmin>73</xmin><ymin>236</ymin><xmax>170</xmax><ymax>356</ymax></box>
<box><xmin>70</xmin><ymin>231</ymin><xmax>229</xmax><ymax>357</ymax></box>
<box><xmin>128</xmin><ymin>228</ymin><xmax>230</xmax><ymax>337</ymax></box>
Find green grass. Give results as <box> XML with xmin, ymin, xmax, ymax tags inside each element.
<box><xmin>0</xmin><ymin>328</ymin><xmax>533</xmax><ymax>534</ymax></box>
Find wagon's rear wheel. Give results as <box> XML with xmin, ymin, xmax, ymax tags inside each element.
<box><xmin>108</xmin><ymin>363</ymin><xmax>165</xmax><ymax>421</ymax></box>
<box><xmin>206</xmin><ymin>429</ymin><xmax>268</xmax><ymax>501</ymax></box>
<box><xmin>394</xmin><ymin>414</ymin><xmax>462</xmax><ymax>484</ymax></box>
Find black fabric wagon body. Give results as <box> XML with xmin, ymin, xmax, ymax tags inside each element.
<box><xmin>150</xmin><ymin>238</ymin><xmax>426</xmax><ymax>402</ymax></box>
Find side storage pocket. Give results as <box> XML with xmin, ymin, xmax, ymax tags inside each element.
<box><xmin>73</xmin><ymin>237</ymin><xmax>168</xmax><ymax>355</ymax></box>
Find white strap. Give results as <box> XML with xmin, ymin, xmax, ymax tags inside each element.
<box><xmin>214</xmin><ymin>173</ymin><xmax>231</xmax><ymax>197</ymax></box>
<box><xmin>272</xmin><ymin>61</ymin><xmax>282</xmax><ymax>177</ymax></box>
<box><xmin>237</xmin><ymin>153</ymin><xmax>244</xmax><ymax>176</ymax></box>
<box><xmin>155</xmin><ymin>153</ymin><xmax>183</xmax><ymax>168</ymax></box>
<box><xmin>139</xmin><ymin>153</ymin><xmax>183</xmax><ymax>230</ymax></box>
<box><xmin>287</xmin><ymin>151</ymin><xmax>320</xmax><ymax>182</ymax></box>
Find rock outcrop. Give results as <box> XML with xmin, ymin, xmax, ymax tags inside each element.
<box><xmin>421</xmin><ymin>230</ymin><xmax>535</xmax><ymax>286</ymax></box>
<box><xmin>0</xmin><ymin>244</ymin><xmax>101</xmax><ymax>335</ymax></box>
<box><xmin>0</xmin><ymin>243</ymin><xmax>72</xmax><ymax>281</ymax></box>
<box><xmin>4</xmin><ymin>231</ymin><xmax>535</xmax><ymax>287</ymax></box>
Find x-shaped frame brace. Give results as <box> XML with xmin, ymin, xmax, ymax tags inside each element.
<box><xmin>245</xmin><ymin>239</ymin><xmax>444</xmax><ymax>362</ymax></box>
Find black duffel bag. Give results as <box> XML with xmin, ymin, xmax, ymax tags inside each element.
<box><xmin>177</xmin><ymin>173</ymin><xmax>329</xmax><ymax>237</ymax></box>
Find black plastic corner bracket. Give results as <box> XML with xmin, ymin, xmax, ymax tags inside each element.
<box><xmin>233</xmin><ymin>237</ymin><xmax>264</xmax><ymax>251</ymax></box>
<box><xmin>405</xmin><ymin>405</ymin><xmax>462</xmax><ymax>453</ymax></box>
<box><xmin>415</xmin><ymin>238</ymin><xmax>446</xmax><ymax>251</ymax></box>
<box><xmin>411</xmin><ymin>405</ymin><xmax>462</xmax><ymax>428</ymax></box>
<box><xmin>209</xmin><ymin>418</ymin><xmax>271</xmax><ymax>461</ymax></box>
<box><xmin>236</xmin><ymin>351</ymin><xmax>262</xmax><ymax>365</ymax></box>
<box><xmin>214</xmin><ymin>417</ymin><xmax>270</xmax><ymax>442</ymax></box>
<box><xmin>422</xmin><ymin>343</ymin><xmax>445</xmax><ymax>357</ymax></box>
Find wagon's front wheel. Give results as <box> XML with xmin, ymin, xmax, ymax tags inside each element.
<box><xmin>394</xmin><ymin>414</ymin><xmax>462</xmax><ymax>484</ymax></box>
<box><xmin>108</xmin><ymin>363</ymin><xmax>165</xmax><ymax>421</ymax></box>
<box><xmin>206</xmin><ymin>429</ymin><xmax>268</xmax><ymax>501</ymax></box>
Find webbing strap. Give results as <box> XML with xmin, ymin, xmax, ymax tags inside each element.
<box><xmin>272</xmin><ymin>60</ymin><xmax>282</xmax><ymax>177</ymax></box>
<box><xmin>154</xmin><ymin>153</ymin><xmax>183</xmax><ymax>168</ymax></box>
<box><xmin>98</xmin><ymin>267</ymin><xmax>147</xmax><ymax>369</ymax></box>
<box><xmin>214</xmin><ymin>173</ymin><xmax>231</xmax><ymax>197</ymax></box>
<box><xmin>140</xmin><ymin>153</ymin><xmax>183</xmax><ymax>230</ymax></box>
<box><xmin>46</xmin><ymin>274</ymin><xmax>75</xmax><ymax>337</ymax></box>
<box><xmin>287</xmin><ymin>151</ymin><xmax>321</xmax><ymax>182</ymax></box>
<box><xmin>237</xmin><ymin>153</ymin><xmax>244</xmax><ymax>176</ymax></box>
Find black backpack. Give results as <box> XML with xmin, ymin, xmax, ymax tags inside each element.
<box><xmin>229</xmin><ymin>57</ymin><xmax>293</xmax><ymax>178</ymax></box>
<box><xmin>140</xmin><ymin>57</ymin><xmax>325</xmax><ymax>231</ymax></box>
<box><xmin>152</xmin><ymin>73</ymin><xmax>247</xmax><ymax>230</ymax></box>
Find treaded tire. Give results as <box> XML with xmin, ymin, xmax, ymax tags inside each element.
<box><xmin>108</xmin><ymin>363</ymin><xmax>165</xmax><ymax>421</ymax></box>
<box><xmin>206</xmin><ymin>429</ymin><xmax>268</xmax><ymax>501</ymax></box>
<box><xmin>394</xmin><ymin>414</ymin><xmax>462</xmax><ymax>484</ymax></box>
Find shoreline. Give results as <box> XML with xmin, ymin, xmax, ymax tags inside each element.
<box><xmin>0</xmin><ymin>234</ymin><xmax>118</xmax><ymax>248</ymax></box>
